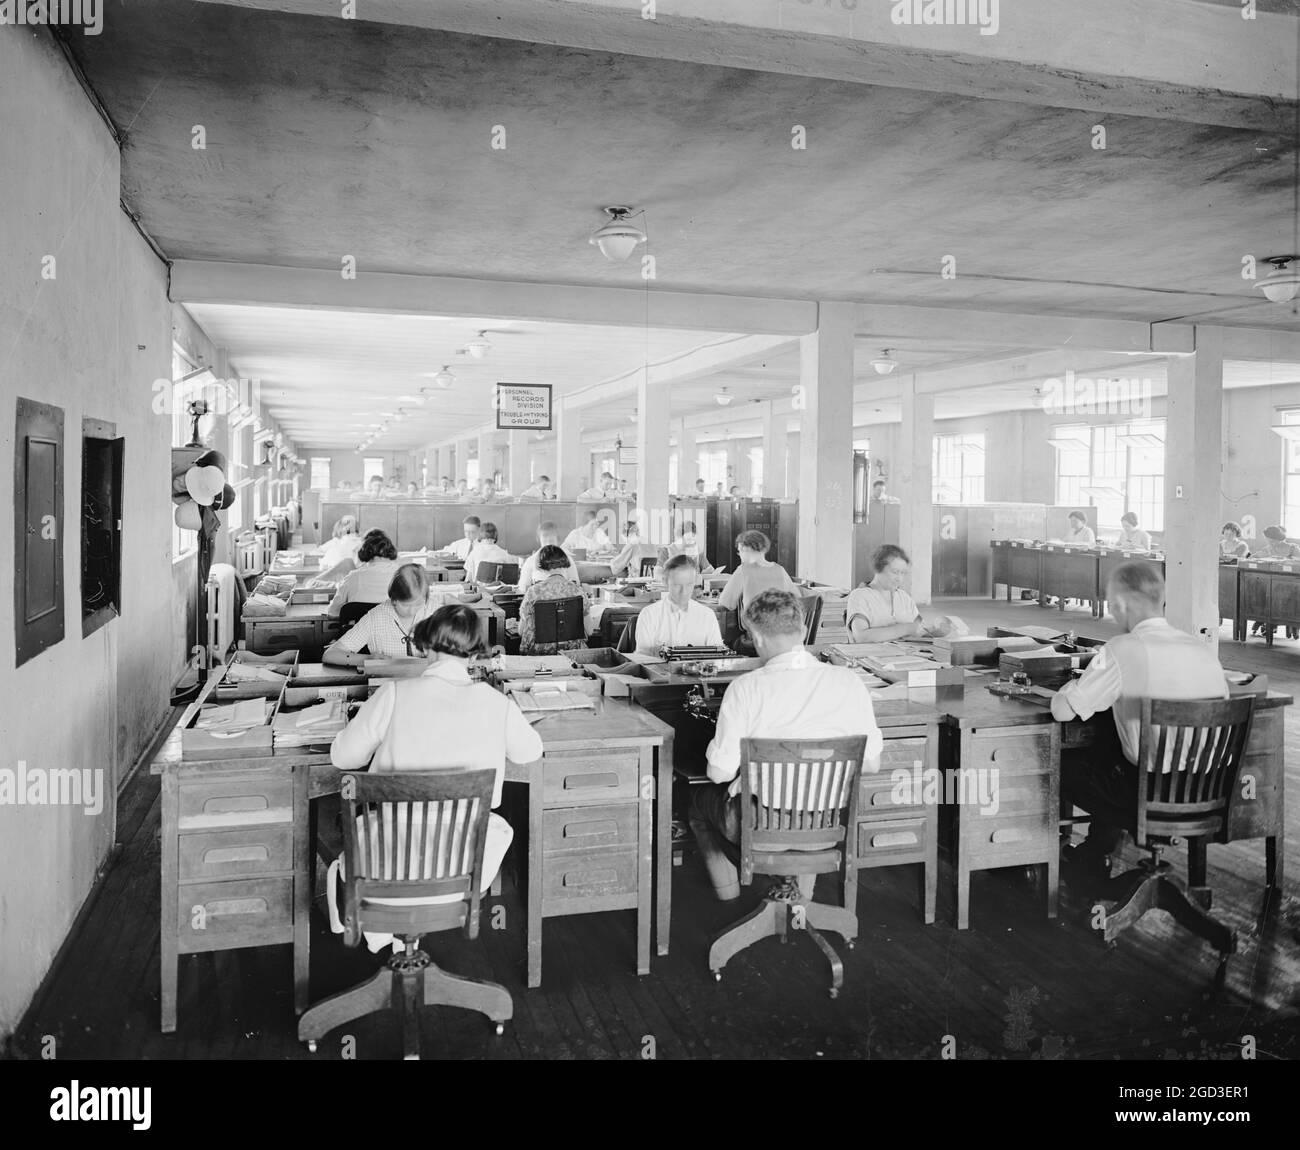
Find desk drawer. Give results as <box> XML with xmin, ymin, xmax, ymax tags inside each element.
<box><xmin>543</xmin><ymin>850</ymin><xmax>638</xmax><ymax>905</ymax></box>
<box><xmin>974</xmin><ymin>771</ymin><xmax>1051</xmax><ymax>819</ymax></box>
<box><xmin>318</xmin><ymin>618</ymin><xmax>346</xmax><ymax>646</ymax></box>
<box><xmin>965</xmin><ymin>730</ymin><xmax>1054</xmax><ymax>775</ymax></box>
<box><xmin>246</xmin><ymin>620</ymin><xmax>316</xmax><ymax>654</ymax></box>
<box><xmin>962</xmin><ymin>812</ymin><xmax>1055</xmax><ymax>856</ymax></box>
<box><xmin>860</xmin><ymin>772</ymin><xmax>927</xmax><ymax>816</ymax></box>
<box><xmin>857</xmin><ymin>816</ymin><xmax>930</xmax><ymax>862</ymax></box>
<box><xmin>542</xmin><ymin>752</ymin><xmax>640</xmax><ymax>806</ymax></box>
<box><xmin>178</xmin><ymin>776</ymin><xmax>294</xmax><ymax>831</ymax></box>
<box><xmin>176</xmin><ymin>877</ymin><xmax>293</xmax><ymax>952</ymax></box>
<box><xmin>543</xmin><ymin>804</ymin><xmax>639</xmax><ymax>854</ymax></box>
<box><xmin>179</xmin><ymin>824</ymin><xmax>294</xmax><ymax>880</ymax></box>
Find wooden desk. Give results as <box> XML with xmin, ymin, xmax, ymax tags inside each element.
<box><xmin>990</xmin><ymin>541</ymin><xmax>1043</xmax><ymax>602</ymax></box>
<box><xmin>940</xmin><ymin>690</ymin><xmax>1061</xmax><ymax>929</ymax></box>
<box><xmin>155</xmin><ymin>695</ymin><xmax>673</xmax><ymax>1030</ymax></box>
<box><xmin>1038</xmin><ymin>546</ymin><xmax>1100</xmax><ymax>614</ymax></box>
<box><xmin>1237</xmin><ymin>561</ymin><xmax>1300</xmax><ymax>644</ymax></box>
<box><xmin>1095</xmin><ymin>551</ymin><xmax>1164</xmax><ymax>617</ymax></box>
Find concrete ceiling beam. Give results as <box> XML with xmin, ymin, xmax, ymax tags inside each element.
<box><xmin>190</xmin><ymin>0</ymin><xmax>1298</xmax><ymax>131</ymax></box>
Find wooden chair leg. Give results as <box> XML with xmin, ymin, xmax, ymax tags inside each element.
<box><xmin>423</xmin><ymin>963</ymin><xmax>513</xmax><ymax>1025</ymax></box>
<box><xmin>957</xmin><ymin>865</ymin><xmax>971</xmax><ymax>930</ymax></box>
<box><xmin>399</xmin><ymin>967</ymin><xmax>425</xmax><ymax>1060</ymax></box>
<box><xmin>804</xmin><ymin>901</ymin><xmax>858</xmax><ymax>943</ymax></box>
<box><xmin>709</xmin><ymin>901</ymin><xmax>783</xmax><ymax>978</ymax></box>
<box><xmin>804</xmin><ymin>923</ymin><xmax>844</xmax><ymax>998</ymax></box>
<box><xmin>298</xmin><ymin>968</ymin><xmax>392</xmax><ymax>1048</ymax></box>
<box><xmin>1045</xmin><ymin>855</ymin><xmax>1059</xmax><ymax>921</ymax></box>
<box><xmin>1154</xmin><ymin>877</ymin><xmax>1237</xmax><ymax>956</ymax></box>
<box><xmin>1097</xmin><ymin>870</ymin><xmax>1160</xmax><ymax>942</ymax></box>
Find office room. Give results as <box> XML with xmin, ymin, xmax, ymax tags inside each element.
<box><xmin>1</xmin><ymin>0</ymin><xmax>1298</xmax><ymax>1122</ymax></box>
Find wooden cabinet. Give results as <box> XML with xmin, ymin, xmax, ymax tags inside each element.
<box><xmin>1219</xmin><ymin>565</ymin><xmax>1240</xmax><ymax>639</ymax></box>
<box><xmin>991</xmin><ymin>541</ymin><xmax>1042</xmax><ymax>601</ymax></box>
<box><xmin>1239</xmin><ymin>570</ymin><xmax>1270</xmax><ymax>619</ymax></box>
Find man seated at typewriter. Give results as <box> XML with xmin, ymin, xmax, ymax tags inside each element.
<box><xmin>635</xmin><ymin>553</ymin><xmax>723</xmax><ymax>655</ymax></box>
<box><xmin>689</xmin><ymin>589</ymin><xmax>883</xmax><ymax>903</ymax></box>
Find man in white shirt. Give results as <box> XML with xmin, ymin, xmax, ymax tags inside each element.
<box><xmin>635</xmin><ymin>555</ymin><xmax>724</xmax><ymax>654</ymax></box>
<box><xmin>464</xmin><ymin>522</ymin><xmax>515</xmax><ymax>582</ymax></box>
<box><xmin>442</xmin><ymin>515</ymin><xmax>480</xmax><ymax>562</ymax></box>
<box><xmin>690</xmin><ymin>590</ymin><xmax>883</xmax><ymax>902</ymax></box>
<box><xmin>517</xmin><ymin>475</ymin><xmax>553</xmax><ymax>501</ymax></box>
<box><xmin>562</xmin><ymin>510</ymin><xmax>612</xmax><ymax>554</ymax></box>
<box><xmin>1048</xmin><ymin>563</ymin><xmax>1227</xmax><ymax>876</ymax></box>
<box><xmin>516</xmin><ymin>522</ymin><xmax>578</xmax><ymax>589</ymax></box>
<box><xmin>578</xmin><ymin>471</ymin><xmax>615</xmax><ymax>501</ymax></box>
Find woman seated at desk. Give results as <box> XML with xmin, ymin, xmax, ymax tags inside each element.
<box><xmin>1114</xmin><ymin>512</ymin><xmax>1151</xmax><ymax>552</ymax></box>
<box><xmin>464</xmin><ymin>522</ymin><xmax>515</xmax><ymax>582</ymax></box>
<box><xmin>327</xmin><ymin>604</ymin><xmax>544</xmax><ymax>952</ymax></box>
<box><xmin>324</xmin><ymin>564</ymin><xmax>447</xmax><ymax>666</ymax></box>
<box><xmin>1220</xmin><ymin>521</ymin><xmax>1250</xmax><ymax>559</ymax></box>
<box><xmin>718</xmin><ymin>530</ymin><xmax>796</xmax><ymax>650</ymax></box>
<box><xmin>519</xmin><ymin>545</ymin><xmax>586</xmax><ymax>655</ymax></box>
<box><xmin>1255</xmin><ymin>524</ymin><xmax>1300</xmax><ymax>560</ymax></box>
<box><xmin>846</xmin><ymin>544</ymin><xmax>928</xmax><ymax>641</ymax></box>
<box><xmin>315</xmin><ymin>515</ymin><xmax>363</xmax><ymax>584</ymax></box>
<box><xmin>327</xmin><ymin>530</ymin><xmax>400</xmax><ymax>616</ymax></box>
<box><xmin>1064</xmin><ymin>510</ymin><xmax>1096</xmax><ymax>546</ymax></box>
<box><xmin>609</xmin><ymin>521</ymin><xmax>660</xmax><ymax>577</ymax></box>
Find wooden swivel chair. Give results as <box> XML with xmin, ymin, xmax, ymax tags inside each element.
<box><xmin>300</xmin><ymin>769</ymin><xmax>511</xmax><ymax>1059</ymax></box>
<box><xmin>709</xmin><ymin>736</ymin><xmax>865</xmax><ymax>998</ymax></box>
<box><xmin>1088</xmin><ymin>697</ymin><xmax>1254</xmax><ymax>976</ymax></box>
<box><xmin>638</xmin><ymin>556</ymin><xmax>659</xmax><ymax>577</ymax></box>
<box><xmin>613</xmin><ymin>611</ymin><xmax>639</xmax><ymax>654</ymax></box>
<box><xmin>338</xmin><ymin>601</ymin><xmax>379</xmax><ymax>630</ymax></box>
<box><xmin>522</xmin><ymin>595</ymin><xmax>586</xmax><ymax>654</ymax></box>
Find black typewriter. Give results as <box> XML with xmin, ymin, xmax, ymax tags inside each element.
<box><xmin>658</xmin><ymin>645</ymin><xmax>739</xmax><ymax>663</ymax></box>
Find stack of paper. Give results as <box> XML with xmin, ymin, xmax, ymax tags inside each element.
<box><xmin>273</xmin><ymin>699</ymin><xmax>347</xmax><ymax>746</ymax></box>
<box><xmin>223</xmin><ymin>663</ymin><xmax>290</xmax><ymax>684</ymax></box>
<box><xmin>510</xmin><ymin>687</ymin><xmax>596</xmax><ymax>713</ymax></box>
<box><xmin>196</xmin><ymin>698</ymin><xmax>269</xmax><ymax>732</ymax></box>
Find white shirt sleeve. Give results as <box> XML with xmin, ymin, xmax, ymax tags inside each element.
<box><xmin>1051</xmin><ymin>642</ymin><xmax>1122</xmax><ymax>723</ymax></box>
<box><xmin>330</xmin><ymin>681</ymin><xmax>395</xmax><ymax>769</ymax></box>
<box><xmin>333</xmin><ymin>607</ymin><xmax>376</xmax><ymax>655</ymax></box>
<box><xmin>853</xmin><ymin>678</ymin><xmax>885</xmax><ymax>773</ymax></box>
<box><xmin>705</xmin><ymin>679</ymin><xmax>752</xmax><ymax>786</ymax></box>
<box><xmin>500</xmin><ymin>698</ymin><xmax>544</xmax><ymax>808</ymax></box>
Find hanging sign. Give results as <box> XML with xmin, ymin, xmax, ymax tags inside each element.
<box><xmin>494</xmin><ymin>383</ymin><xmax>553</xmax><ymax>431</ymax></box>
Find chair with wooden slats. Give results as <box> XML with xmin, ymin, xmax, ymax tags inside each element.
<box><xmin>709</xmin><ymin>736</ymin><xmax>865</xmax><ymax>999</ymax></box>
<box><xmin>523</xmin><ymin>594</ymin><xmax>586</xmax><ymax>655</ymax></box>
<box><xmin>299</xmin><ymin>769</ymin><xmax>511</xmax><ymax>1059</ymax></box>
<box><xmin>1085</xmin><ymin>696</ymin><xmax>1255</xmax><ymax>981</ymax></box>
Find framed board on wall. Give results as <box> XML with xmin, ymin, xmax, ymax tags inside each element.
<box><xmin>14</xmin><ymin>397</ymin><xmax>65</xmax><ymax>667</ymax></box>
<box><xmin>494</xmin><ymin>383</ymin><xmax>553</xmax><ymax>431</ymax></box>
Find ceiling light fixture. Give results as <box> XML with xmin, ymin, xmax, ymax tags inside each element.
<box><xmin>870</xmin><ymin>349</ymin><xmax>898</xmax><ymax>375</ymax></box>
<box><xmin>590</xmin><ymin>206</ymin><xmax>647</xmax><ymax>263</ymax></box>
<box><xmin>714</xmin><ymin>387</ymin><xmax>733</xmax><ymax>407</ymax></box>
<box><xmin>1257</xmin><ymin>256</ymin><xmax>1300</xmax><ymax>303</ymax></box>
<box><xmin>434</xmin><ymin>366</ymin><xmax>454</xmax><ymax>389</ymax></box>
<box><xmin>465</xmin><ymin>332</ymin><xmax>492</xmax><ymax>359</ymax></box>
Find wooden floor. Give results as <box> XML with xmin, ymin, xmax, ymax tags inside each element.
<box><xmin>6</xmin><ymin>596</ymin><xmax>1300</xmax><ymax>1060</ymax></box>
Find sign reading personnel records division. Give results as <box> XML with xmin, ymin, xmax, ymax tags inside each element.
<box><xmin>495</xmin><ymin>383</ymin><xmax>553</xmax><ymax>431</ymax></box>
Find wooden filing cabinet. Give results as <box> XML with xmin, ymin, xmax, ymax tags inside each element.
<box><xmin>160</xmin><ymin>760</ymin><xmax>311</xmax><ymax>1033</ymax></box>
<box><xmin>949</xmin><ymin>722</ymin><xmax>1060</xmax><ymax>930</ymax></box>
<box><xmin>857</xmin><ymin>730</ymin><xmax>939</xmax><ymax>924</ymax></box>
<box><xmin>991</xmin><ymin>542</ymin><xmax>1042</xmax><ymax>602</ymax></box>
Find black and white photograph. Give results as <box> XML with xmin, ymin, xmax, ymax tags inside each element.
<box><xmin>3</xmin><ymin>0</ymin><xmax>1300</xmax><ymax>1120</ymax></box>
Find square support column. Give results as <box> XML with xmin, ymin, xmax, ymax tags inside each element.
<box><xmin>898</xmin><ymin>375</ymin><xmax>934</xmax><ymax>606</ymax></box>
<box><xmin>1164</xmin><ymin>327</ymin><xmax>1223</xmax><ymax>650</ymax></box>
<box><xmin>506</xmin><ymin>430</ymin><xmax>529</xmax><ymax>495</ymax></box>
<box><xmin>637</xmin><ymin>370</ymin><xmax>672</xmax><ymax>543</ymax></box>
<box><xmin>555</xmin><ymin>407</ymin><xmax>586</xmax><ymax>499</ymax></box>
<box><xmin>677</xmin><ymin>420</ymin><xmax>697</xmax><ymax>495</ymax></box>
<box><xmin>761</xmin><ymin>401</ymin><xmax>785</xmax><ymax>499</ymax></box>
<box><xmin>796</xmin><ymin>302</ymin><xmax>855</xmax><ymax>588</ymax></box>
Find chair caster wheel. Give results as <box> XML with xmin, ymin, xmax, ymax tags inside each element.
<box><xmin>828</xmin><ymin>988</ymin><xmax>839</xmax><ymax>1000</ymax></box>
<box><xmin>306</xmin><ymin>1040</ymin><xmax>318</xmax><ymax>1053</ymax></box>
<box><xmin>713</xmin><ymin>970</ymin><xmax>722</xmax><ymax>983</ymax></box>
<box><xmin>846</xmin><ymin>939</ymin><xmax>855</xmax><ymax>950</ymax></box>
<box><xmin>494</xmin><ymin>1023</ymin><xmax>504</xmax><ymax>1037</ymax></box>
<box><xmin>1104</xmin><ymin>940</ymin><xmax>1118</xmax><ymax>952</ymax></box>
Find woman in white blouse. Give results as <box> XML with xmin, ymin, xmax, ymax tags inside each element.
<box><xmin>327</xmin><ymin>530</ymin><xmax>400</xmax><ymax>616</ymax></box>
<box><xmin>315</xmin><ymin>515</ymin><xmax>363</xmax><ymax>583</ymax></box>
<box><xmin>1114</xmin><ymin>512</ymin><xmax>1151</xmax><ymax>552</ymax></box>
<box><xmin>323</xmin><ymin>564</ymin><xmax>448</xmax><ymax>665</ymax></box>
<box><xmin>328</xmin><ymin>604</ymin><xmax>544</xmax><ymax>952</ymax></box>
<box><xmin>1065</xmin><ymin>511</ymin><xmax>1097</xmax><ymax>545</ymax></box>
<box><xmin>847</xmin><ymin>544</ymin><xmax>927</xmax><ymax>642</ymax></box>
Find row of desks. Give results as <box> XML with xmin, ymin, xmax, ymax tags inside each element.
<box><xmin>154</xmin><ymin>642</ymin><xmax>1290</xmax><ymax>1035</ymax></box>
<box><xmin>991</xmin><ymin>543</ymin><xmax>1300</xmax><ymax>643</ymax></box>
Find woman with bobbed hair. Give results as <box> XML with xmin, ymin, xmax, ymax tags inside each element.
<box><xmin>519</xmin><ymin>544</ymin><xmax>585</xmax><ymax>655</ymax></box>
<box><xmin>327</xmin><ymin>529</ymin><xmax>401</xmax><ymax>616</ymax></box>
<box><xmin>323</xmin><ymin>563</ymin><xmax>447</xmax><ymax>664</ymax></box>
<box><xmin>327</xmin><ymin>604</ymin><xmax>543</xmax><ymax>951</ymax></box>
<box><xmin>315</xmin><ymin>514</ymin><xmax>364</xmax><ymax>583</ymax></box>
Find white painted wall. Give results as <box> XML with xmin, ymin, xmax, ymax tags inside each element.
<box><xmin>0</xmin><ymin>27</ymin><xmax>174</xmax><ymax>1040</ymax></box>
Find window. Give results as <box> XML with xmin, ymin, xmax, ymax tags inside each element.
<box><xmin>932</xmin><ymin>433</ymin><xmax>985</xmax><ymax>504</ymax></box>
<box><xmin>465</xmin><ymin>458</ymin><xmax>480</xmax><ymax>488</ymax></box>
<box><xmin>82</xmin><ymin>418</ymin><xmax>124</xmax><ymax>637</ymax></box>
<box><xmin>1051</xmin><ymin>420</ymin><xmax>1166</xmax><ymax>531</ymax></box>
<box><xmin>668</xmin><ymin>451</ymin><xmax>678</xmax><ymax>496</ymax></box>
<box><xmin>698</xmin><ymin>446</ymin><xmax>728</xmax><ymax>492</ymax></box>
<box><xmin>747</xmin><ymin>446</ymin><xmax>763</xmax><ymax>496</ymax></box>
<box><xmin>363</xmin><ymin>457</ymin><xmax>385</xmax><ymax>487</ymax></box>
<box><xmin>1283</xmin><ymin>409</ymin><xmax>1300</xmax><ymax>537</ymax></box>
<box><xmin>309</xmin><ymin>457</ymin><xmax>331</xmax><ymax>490</ymax></box>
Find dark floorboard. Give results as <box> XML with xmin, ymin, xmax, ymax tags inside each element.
<box><xmin>7</xmin><ymin>595</ymin><xmax>1300</xmax><ymax>1059</ymax></box>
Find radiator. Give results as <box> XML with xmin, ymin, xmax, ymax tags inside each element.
<box><xmin>205</xmin><ymin>563</ymin><xmax>240</xmax><ymax>666</ymax></box>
